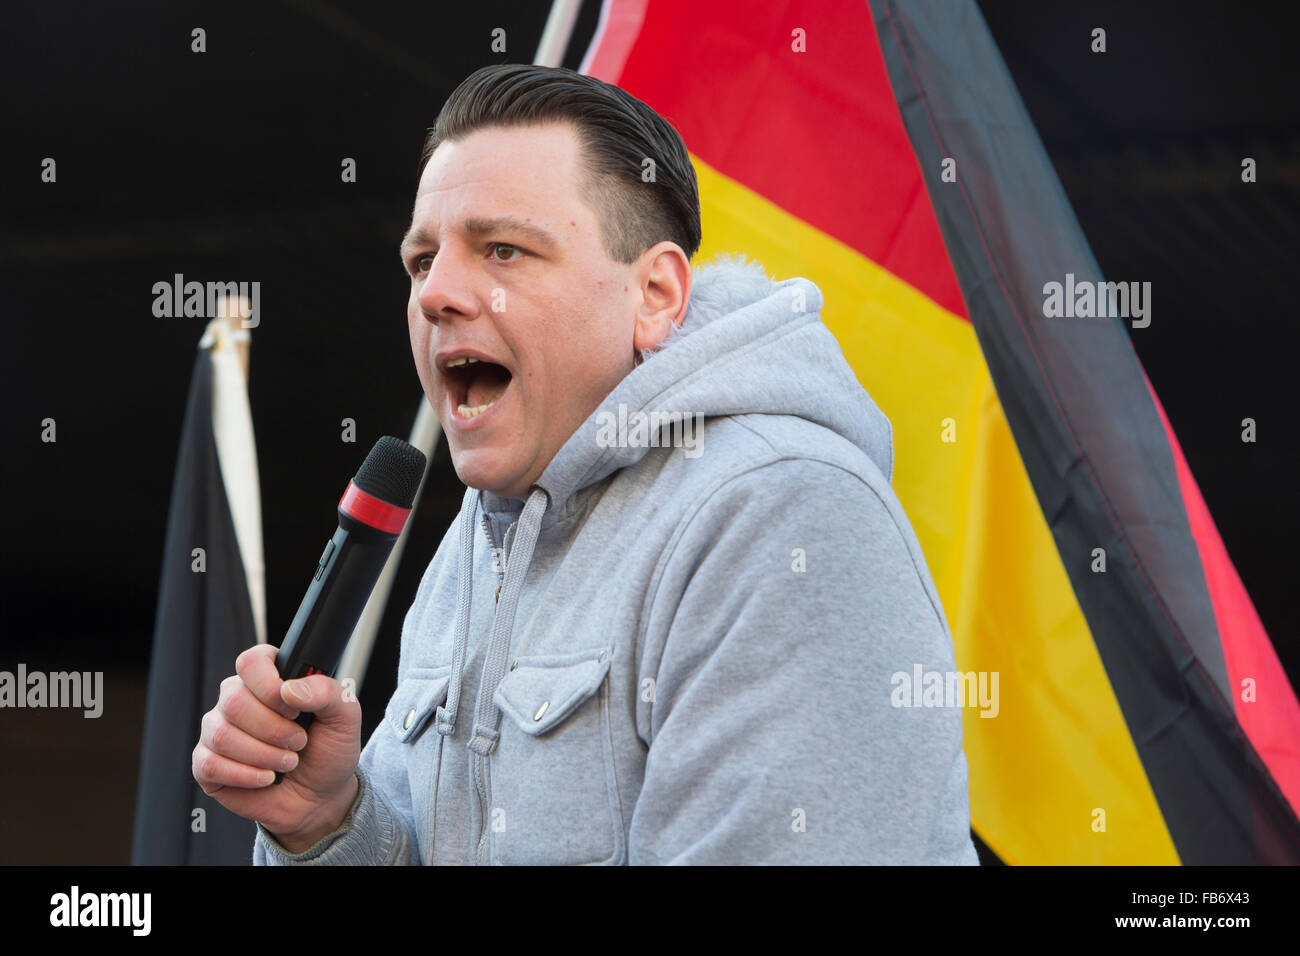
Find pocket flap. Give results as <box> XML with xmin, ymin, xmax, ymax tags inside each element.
<box><xmin>494</xmin><ymin>649</ymin><xmax>612</xmax><ymax>736</ymax></box>
<box><xmin>386</xmin><ymin>668</ymin><xmax>452</xmax><ymax>743</ymax></box>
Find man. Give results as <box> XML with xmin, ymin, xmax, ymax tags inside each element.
<box><xmin>193</xmin><ymin>63</ymin><xmax>979</xmax><ymax>865</ymax></box>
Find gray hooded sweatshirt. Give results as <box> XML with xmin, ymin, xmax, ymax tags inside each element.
<box><xmin>254</xmin><ymin>254</ymin><xmax>979</xmax><ymax>865</ymax></box>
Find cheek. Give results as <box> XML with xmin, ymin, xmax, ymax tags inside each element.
<box><xmin>576</xmin><ymin>301</ymin><xmax>632</xmax><ymax>386</ymax></box>
<box><xmin>510</xmin><ymin>291</ymin><xmax>623</xmax><ymax>404</ymax></box>
<box><xmin>407</xmin><ymin>307</ymin><xmax>434</xmax><ymax>383</ymax></box>
<box><xmin>546</xmin><ymin>337</ymin><xmax>619</xmax><ymax>407</ymax></box>
<box><xmin>406</xmin><ymin>293</ymin><xmax>422</xmax><ymax>335</ymax></box>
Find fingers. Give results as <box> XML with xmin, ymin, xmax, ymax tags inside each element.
<box><xmin>200</xmin><ymin>708</ymin><xmax>302</xmax><ymax>775</ymax></box>
<box><xmin>194</xmin><ymin>646</ymin><xmax>360</xmax><ymax>827</ymax></box>
<box><xmin>236</xmin><ymin>643</ymin><xmax>300</xmax><ymax>720</ymax></box>
<box><xmin>218</xmin><ymin>673</ymin><xmax>309</xmax><ymax>751</ymax></box>
<box><xmin>196</xmin><ymin>671</ymin><xmax>308</xmax><ymax>795</ymax></box>
<box><xmin>193</xmin><ymin>741</ymin><xmax>278</xmax><ymax>791</ymax></box>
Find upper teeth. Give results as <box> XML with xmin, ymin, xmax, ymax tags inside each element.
<box><xmin>446</xmin><ymin>357</ymin><xmax>480</xmax><ymax>368</ymax></box>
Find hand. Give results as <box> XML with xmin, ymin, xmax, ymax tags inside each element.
<box><xmin>193</xmin><ymin>643</ymin><xmax>362</xmax><ymax>853</ymax></box>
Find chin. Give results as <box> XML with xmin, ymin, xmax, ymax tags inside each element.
<box><xmin>451</xmin><ymin>452</ymin><xmax>522</xmax><ymax>499</ymax></box>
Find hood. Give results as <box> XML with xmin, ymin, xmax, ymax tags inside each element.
<box><xmin>482</xmin><ymin>252</ymin><xmax>894</xmax><ymax>518</ymax></box>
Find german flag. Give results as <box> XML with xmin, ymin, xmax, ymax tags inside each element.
<box><xmin>578</xmin><ymin>0</ymin><xmax>1300</xmax><ymax>864</ymax></box>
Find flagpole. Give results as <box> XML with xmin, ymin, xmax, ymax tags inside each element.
<box><xmin>336</xmin><ymin>398</ymin><xmax>440</xmax><ymax>693</ymax></box>
<box><xmin>535</xmin><ymin>0</ymin><xmax>583</xmax><ymax>67</ymax></box>
<box><xmin>205</xmin><ymin>295</ymin><xmax>267</xmax><ymax>646</ymax></box>
<box><xmin>335</xmin><ymin>0</ymin><xmax>584</xmax><ymax>695</ymax></box>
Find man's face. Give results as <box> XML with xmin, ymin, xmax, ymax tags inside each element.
<box><xmin>402</xmin><ymin>122</ymin><xmax>659</xmax><ymax>500</ymax></box>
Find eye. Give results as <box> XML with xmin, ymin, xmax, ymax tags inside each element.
<box><xmin>489</xmin><ymin>242</ymin><xmax>524</xmax><ymax>262</ymax></box>
<box><xmin>413</xmin><ymin>253</ymin><xmax>434</xmax><ymax>275</ymax></box>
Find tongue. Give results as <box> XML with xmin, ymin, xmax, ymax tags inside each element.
<box><xmin>466</xmin><ymin>365</ymin><xmax>510</xmax><ymax>408</ymax></box>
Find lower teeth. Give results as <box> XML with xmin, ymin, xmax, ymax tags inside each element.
<box><xmin>458</xmin><ymin>400</ymin><xmax>495</xmax><ymax>419</ymax></box>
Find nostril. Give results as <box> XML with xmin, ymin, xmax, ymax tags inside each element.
<box><xmin>423</xmin><ymin>303</ymin><xmax>468</xmax><ymax>324</ymax></box>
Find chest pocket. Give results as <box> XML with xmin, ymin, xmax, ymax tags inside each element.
<box><xmin>384</xmin><ymin>666</ymin><xmax>452</xmax><ymax>861</ymax></box>
<box><xmin>487</xmin><ymin>648</ymin><xmax>623</xmax><ymax>865</ymax></box>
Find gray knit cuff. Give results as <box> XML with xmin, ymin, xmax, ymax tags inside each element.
<box><xmin>252</xmin><ymin>770</ymin><xmax>408</xmax><ymax>865</ymax></box>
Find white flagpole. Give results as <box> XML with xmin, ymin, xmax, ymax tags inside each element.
<box><xmin>535</xmin><ymin>0</ymin><xmax>583</xmax><ymax>67</ymax></box>
<box><xmin>336</xmin><ymin>0</ymin><xmax>584</xmax><ymax>695</ymax></box>
<box><xmin>336</xmin><ymin>399</ymin><xmax>440</xmax><ymax>694</ymax></box>
<box><xmin>203</xmin><ymin>296</ymin><xmax>267</xmax><ymax>646</ymax></box>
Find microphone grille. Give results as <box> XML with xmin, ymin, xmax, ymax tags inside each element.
<box><xmin>353</xmin><ymin>436</ymin><xmax>428</xmax><ymax>509</ymax></box>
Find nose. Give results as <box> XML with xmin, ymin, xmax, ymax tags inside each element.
<box><xmin>416</xmin><ymin>246</ymin><xmax>480</xmax><ymax>325</ymax></box>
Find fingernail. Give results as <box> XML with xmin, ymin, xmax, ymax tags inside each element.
<box><xmin>286</xmin><ymin>680</ymin><xmax>312</xmax><ymax>704</ymax></box>
<box><xmin>290</xmin><ymin>732</ymin><xmax>308</xmax><ymax>751</ymax></box>
<box><xmin>258</xmin><ymin>770</ymin><xmax>275</xmax><ymax>786</ymax></box>
<box><xmin>281</xmin><ymin>751</ymin><xmax>299</xmax><ymax>772</ymax></box>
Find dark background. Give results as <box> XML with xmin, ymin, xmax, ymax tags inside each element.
<box><xmin>1</xmin><ymin>1</ymin><xmax>1295</xmax><ymax>864</ymax></box>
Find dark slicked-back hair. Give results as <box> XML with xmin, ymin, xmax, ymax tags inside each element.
<box><xmin>419</xmin><ymin>64</ymin><xmax>701</xmax><ymax>265</ymax></box>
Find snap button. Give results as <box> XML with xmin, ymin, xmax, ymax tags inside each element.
<box><xmin>598</xmin><ymin>650</ymin><xmax>607</xmax><ymax>662</ymax></box>
<box><xmin>510</xmin><ymin>659</ymin><xmax>518</xmax><ymax>671</ymax></box>
<box><xmin>403</xmin><ymin>708</ymin><xmax>416</xmax><ymax>730</ymax></box>
<box><xmin>533</xmin><ymin>700</ymin><xmax>550</xmax><ymax>722</ymax></box>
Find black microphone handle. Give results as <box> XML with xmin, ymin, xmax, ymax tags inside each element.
<box><xmin>271</xmin><ymin>510</ymin><xmax>399</xmax><ymax>784</ymax></box>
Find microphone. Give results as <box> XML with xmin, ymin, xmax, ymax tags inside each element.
<box><xmin>271</xmin><ymin>435</ymin><xmax>427</xmax><ymax>783</ymax></box>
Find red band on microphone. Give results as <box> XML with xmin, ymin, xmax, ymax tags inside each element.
<box><xmin>338</xmin><ymin>482</ymin><xmax>411</xmax><ymax>534</ymax></box>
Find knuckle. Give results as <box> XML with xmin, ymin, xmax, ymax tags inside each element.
<box><xmin>235</xmin><ymin>644</ymin><xmax>264</xmax><ymax>672</ymax></box>
<box><xmin>199</xmin><ymin>709</ymin><xmax>217</xmax><ymax>743</ymax></box>
<box><xmin>220</xmin><ymin>686</ymin><xmax>250</xmax><ymax>724</ymax></box>
<box><xmin>198</xmin><ymin>751</ymin><xmax>221</xmax><ymax>782</ymax></box>
<box><xmin>209</xmin><ymin>719</ymin><xmax>232</xmax><ymax>753</ymax></box>
<box><xmin>249</xmin><ymin>648</ymin><xmax>277</xmax><ymax>675</ymax></box>
<box><xmin>218</xmin><ymin>675</ymin><xmax>242</xmax><ymax>704</ymax></box>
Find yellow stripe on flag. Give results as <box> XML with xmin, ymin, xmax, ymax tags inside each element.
<box><xmin>693</xmin><ymin>155</ymin><xmax>1179</xmax><ymax>864</ymax></box>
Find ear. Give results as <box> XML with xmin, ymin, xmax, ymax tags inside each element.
<box><xmin>632</xmin><ymin>243</ymin><xmax>692</xmax><ymax>353</ymax></box>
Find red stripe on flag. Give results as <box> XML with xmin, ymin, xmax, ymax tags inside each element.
<box><xmin>1145</xmin><ymin>373</ymin><xmax>1300</xmax><ymax>818</ymax></box>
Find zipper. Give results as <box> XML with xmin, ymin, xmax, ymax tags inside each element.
<box><xmin>471</xmin><ymin>512</ymin><xmax>509</xmax><ymax>865</ymax></box>
<box><xmin>473</xmin><ymin>563</ymin><xmax>498</xmax><ymax>867</ymax></box>
<box><xmin>474</xmin><ymin>755</ymin><xmax>489</xmax><ymax>864</ymax></box>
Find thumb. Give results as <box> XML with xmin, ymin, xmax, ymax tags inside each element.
<box><xmin>280</xmin><ymin>674</ymin><xmax>358</xmax><ymax>725</ymax></box>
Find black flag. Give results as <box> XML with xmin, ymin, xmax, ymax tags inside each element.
<box><xmin>132</xmin><ymin>328</ymin><xmax>261</xmax><ymax>864</ymax></box>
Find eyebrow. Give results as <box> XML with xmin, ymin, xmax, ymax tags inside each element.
<box><xmin>399</xmin><ymin>216</ymin><xmax>560</xmax><ymax>260</ymax></box>
<box><xmin>465</xmin><ymin>216</ymin><xmax>559</xmax><ymax>249</ymax></box>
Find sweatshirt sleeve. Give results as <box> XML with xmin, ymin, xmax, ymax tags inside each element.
<box><xmin>252</xmin><ymin>760</ymin><xmax>416</xmax><ymax>865</ymax></box>
<box><xmin>628</xmin><ymin>456</ymin><xmax>979</xmax><ymax>865</ymax></box>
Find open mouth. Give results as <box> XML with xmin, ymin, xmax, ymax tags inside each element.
<box><xmin>441</xmin><ymin>356</ymin><xmax>513</xmax><ymax>420</ymax></box>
